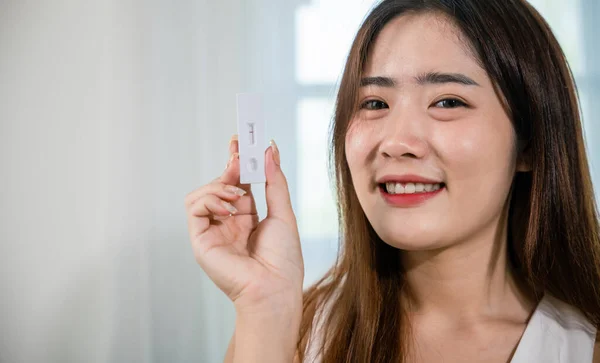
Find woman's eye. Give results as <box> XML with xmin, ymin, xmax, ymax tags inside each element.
<box><xmin>434</xmin><ymin>98</ymin><xmax>467</xmax><ymax>108</ymax></box>
<box><xmin>361</xmin><ymin>100</ymin><xmax>389</xmax><ymax>110</ymax></box>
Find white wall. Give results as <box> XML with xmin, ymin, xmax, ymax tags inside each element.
<box><xmin>0</xmin><ymin>0</ymin><xmax>247</xmax><ymax>361</ymax></box>
<box><xmin>1</xmin><ymin>0</ymin><xmax>150</xmax><ymax>361</ymax></box>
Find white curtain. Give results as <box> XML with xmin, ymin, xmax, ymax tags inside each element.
<box><xmin>0</xmin><ymin>1</ymin><xmax>597</xmax><ymax>362</ymax></box>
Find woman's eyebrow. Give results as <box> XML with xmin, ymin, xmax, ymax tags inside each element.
<box><xmin>416</xmin><ymin>72</ymin><xmax>480</xmax><ymax>86</ymax></box>
<box><xmin>360</xmin><ymin>76</ymin><xmax>397</xmax><ymax>88</ymax></box>
<box><xmin>360</xmin><ymin>72</ymin><xmax>481</xmax><ymax>88</ymax></box>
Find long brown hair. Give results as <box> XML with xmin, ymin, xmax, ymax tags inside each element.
<box><xmin>298</xmin><ymin>0</ymin><xmax>600</xmax><ymax>362</ymax></box>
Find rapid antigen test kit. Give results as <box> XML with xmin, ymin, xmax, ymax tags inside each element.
<box><xmin>236</xmin><ymin>93</ymin><xmax>266</xmax><ymax>184</ymax></box>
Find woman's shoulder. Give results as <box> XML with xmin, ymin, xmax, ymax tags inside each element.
<box><xmin>303</xmin><ymin>283</ymin><xmax>342</xmax><ymax>363</ymax></box>
<box><xmin>544</xmin><ymin>294</ymin><xmax>599</xmax><ymax>362</ymax></box>
<box><xmin>514</xmin><ymin>293</ymin><xmax>598</xmax><ymax>362</ymax></box>
<box><xmin>303</xmin><ymin>297</ymin><xmax>333</xmax><ymax>362</ymax></box>
<box><xmin>538</xmin><ymin>293</ymin><xmax>596</xmax><ymax>336</ymax></box>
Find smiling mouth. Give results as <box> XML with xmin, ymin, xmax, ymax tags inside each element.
<box><xmin>379</xmin><ymin>182</ymin><xmax>446</xmax><ymax>195</ymax></box>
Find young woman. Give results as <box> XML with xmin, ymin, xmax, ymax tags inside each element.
<box><xmin>185</xmin><ymin>0</ymin><xmax>600</xmax><ymax>362</ymax></box>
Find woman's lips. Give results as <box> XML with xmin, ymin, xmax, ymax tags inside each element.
<box><xmin>379</xmin><ymin>184</ymin><xmax>445</xmax><ymax>207</ymax></box>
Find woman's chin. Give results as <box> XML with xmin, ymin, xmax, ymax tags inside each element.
<box><xmin>376</xmin><ymin>228</ymin><xmax>449</xmax><ymax>252</ymax></box>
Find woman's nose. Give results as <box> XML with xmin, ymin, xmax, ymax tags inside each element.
<box><xmin>379</xmin><ymin>105</ymin><xmax>430</xmax><ymax>160</ymax></box>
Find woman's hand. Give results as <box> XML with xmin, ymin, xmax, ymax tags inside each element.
<box><xmin>185</xmin><ymin>135</ymin><xmax>304</xmax><ymax>315</ymax></box>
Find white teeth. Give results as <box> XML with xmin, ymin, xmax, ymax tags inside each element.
<box><xmin>415</xmin><ymin>183</ymin><xmax>424</xmax><ymax>192</ymax></box>
<box><xmin>395</xmin><ymin>183</ymin><xmax>405</xmax><ymax>194</ymax></box>
<box><xmin>384</xmin><ymin>182</ymin><xmax>443</xmax><ymax>194</ymax></box>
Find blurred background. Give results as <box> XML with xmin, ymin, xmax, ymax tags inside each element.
<box><xmin>0</xmin><ymin>0</ymin><xmax>598</xmax><ymax>362</ymax></box>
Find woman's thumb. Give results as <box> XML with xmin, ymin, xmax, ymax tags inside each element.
<box><xmin>264</xmin><ymin>140</ymin><xmax>296</xmax><ymax>225</ymax></box>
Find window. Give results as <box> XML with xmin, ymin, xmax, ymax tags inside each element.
<box><xmin>294</xmin><ymin>0</ymin><xmax>380</xmax><ymax>286</ymax></box>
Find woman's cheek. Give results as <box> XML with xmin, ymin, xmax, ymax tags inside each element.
<box><xmin>437</xmin><ymin>119</ymin><xmax>502</xmax><ymax>172</ymax></box>
<box><xmin>345</xmin><ymin>120</ymin><xmax>378</xmax><ymax>167</ymax></box>
<box><xmin>436</xmin><ymin>118</ymin><xmax>517</xmax><ymax>199</ymax></box>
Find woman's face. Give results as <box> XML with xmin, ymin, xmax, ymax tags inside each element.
<box><xmin>345</xmin><ymin>13</ymin><xmax>525</xmax><ymax>251</ymax></box>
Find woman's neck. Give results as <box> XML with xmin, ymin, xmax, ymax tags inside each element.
<box><xmin>400</xmin><ymin>214</ymin><xmax>535</xmax><ymax>322</ymax></box>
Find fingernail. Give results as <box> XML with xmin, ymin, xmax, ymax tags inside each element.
<box><xmin>270</xmin><ymin>139</ymin><xmax>280</xmax><ymax>166</ymax></box>
<box><xmin>229</xmin><ymin>134</ymin><xmax>238</xmax><ymax>145</ymax></box>
<box><xmin>224</xmin><ymin>185</ymin><xmax>246</xmax><ymax>196</ymax></box>
<box><xmin>222</xmin><ymin>201</ymin><xmax>238</xmax><ymax>214</ymax></box>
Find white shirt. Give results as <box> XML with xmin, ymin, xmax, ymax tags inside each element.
<box><xmin>510</xmin><ymin>293</ymin><xmax>597</xmax><ymax>362</ymax></box>
<box><xmin>305</xmin><ymin>293</ymin><xmax>597</xmax><ymax>362</ymax></box>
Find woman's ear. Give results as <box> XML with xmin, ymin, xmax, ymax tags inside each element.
<box><xmin>516</xmin><ymin>141</ymin><xmax>532</xmax><ymax>172</ymax></box>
